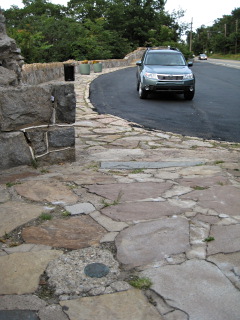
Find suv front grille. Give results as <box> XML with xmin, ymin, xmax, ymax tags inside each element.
<box><xmin>157</xmin><ymin>74</ymin><xmax>183</xmax><ymax>81</ymax></box>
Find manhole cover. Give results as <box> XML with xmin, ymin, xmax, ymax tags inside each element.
<box><xmin>84</xmin><ymin>263</ymin><xmax>109</xmax><ymax>278</ymax></box>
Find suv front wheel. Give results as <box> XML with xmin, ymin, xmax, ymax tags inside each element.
<box><xmin>139</xmin><ymin>83</ymin><xmax>148</xmax><ymax>99</ymax></box>
<box><xmin>184</xmin><ymin>89</ymin><xmax>195</xmax><ymax>100</ymax></box>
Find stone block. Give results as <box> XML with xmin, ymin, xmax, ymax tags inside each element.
<box><xmin>60</xmin><ymin>289</ymin><xmax>163</xmax><ymax>320</ymax></box>
<box><xmin>36</xmin><ymin>147</ymin><xmax>75</xmax><ymax>165</ymax></box>
<box><xmin>0</xmin><ymin>85</ymin><xmax>53</xmax><ymax>131</ymax></box>
<box><xmin>0</xmin><ymin>66</ymin><xmax>18</xmax><ymax>86</ymax></box>
<box><xmin>48</xmin><ymin>127</ymin><xmax>75</xmax><ymax>148</ymax></box>
<box><xmin>25</xmin><ymin>129</ymin><xmax>47</xmax><ymax>155</ymax></box>
<box><xmin>0</xmin><ymin>132</ymin><xmax>32</xmax><ymax>170</ymax></box>
<box><xmin>53</xmin><ymin>83</ymin><xmax>76</xmax><ymax>124</ymax></box>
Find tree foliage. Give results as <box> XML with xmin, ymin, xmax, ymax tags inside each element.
<box><xmin>3</xmin><ymin>0</ymin><xmax>195</xmax><ymax>63</ymax></box>
<box><xmin>189</xmin><ymin>7</ymin><xmax>240</xmax><ymax>55</ymax></box>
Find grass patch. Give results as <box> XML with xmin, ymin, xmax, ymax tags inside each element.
<box><xmin>67</xmin><ymin>183</ymin><xmax>77</xmax><ymax>189</ymax></box>
<box><xmin>130</xmin><ymin>169</ymin><xmax>144</xmax><ymax>174</ymax></box>
<box><xmin>62</xmin><ymin>210</ymin><xmax>71</xmax><ymax>217</ymax></box>
<box><xmin>101</xmin><ymin>190</ymin><xmax>123</xmax><ymax>208</ymax></box>
<box><xmin>40</xmin><ymin>213</ymin><xmax>52</xmax><ymax>221</ymax></box>
<box><xmin>31</xmin><ymin>159</ymin><xmax>39</xmax><ymax>169</ymax></box>
<box><xmin>214</xmin><ymin>160</ymin><xmax>224</xmax><ymax>165</ymax></box>
<box><xmin>193</xmin><ymin>186</ymin><xmax>209</xmax><ymax>190</ymax></box>
<box><xmin>3</xmin><ymin>232</ymin><xmax>10</xmax><ymax>240</ymax></box>
<box><xmin>209</xmin><ymin>53</ymin><xmax>240</xmax><ymax>61</ymax></box>
<box><xmin>85</xmin><ymin>162</ymin><xmax>99</xmax><ymax>170</ymax></box>
<box><xmin>190</xmin><ymin>145</ymin><xmax>198</xmax><ymax>150</ymax></box>
<box><xmin>40</xmin><ymin>169</ymin><xmax>49</xmax><ymax>174</ymax></box>
<box><xmin>129</xmin><ymin>277</ymin><xmax>152</xmax><ymax>290</ymax></box>
<box><xmin>6</xmin><ymin>182</ymin><xmax>21</xmax><ymax>188</ymax></box>
<box><xmin>203</xmin><ymin>236</ymin><xmax>215</xmax><ymax>242</ymax></box>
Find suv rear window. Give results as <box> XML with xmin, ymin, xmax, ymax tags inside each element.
<box><xmin>145</xmin><ymin>52</ymin><xmax>186</xmax><ymax>66</ymax></box>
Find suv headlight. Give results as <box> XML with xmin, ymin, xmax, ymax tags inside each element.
<box><xmin>183</xmin><ymin>73</ymin><xmax>194</xmax><ymax>80</ymax></box>
<box><xmin>144</xmin><ymin>72</ymin><xmax>158</xmax><ymax>80</ymax></box>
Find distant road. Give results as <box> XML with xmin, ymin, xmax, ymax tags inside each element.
<box><xmin>90</xmin><ymin>61</ymin><xmax>240</xmax><ymax>142</ymax></box>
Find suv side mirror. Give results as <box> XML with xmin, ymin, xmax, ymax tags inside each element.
<box><xmin>136</xmin><ymin>61</ymin><xmax>142</xmax><ymax>66</ymax></box>
<box><xmin>188</xmin><ymin>61</ymin><xmax>193</xmax><ymax>67</ymax></box>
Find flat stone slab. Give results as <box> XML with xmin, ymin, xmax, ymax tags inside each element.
<box><xmin>3</xmin><ymin>243</ymin><xmax>51</xmax><ymax>255</ymax></box>
<box><xmin>14</xmin><ymin>180</ymin><xmax>78</xmax><ymax>204</ymax></box>
<box><xmin>181</xmin><ymin>185</ymin><xmax>240</xmax><ymax>216</ymax></box>
<box><xmin>65</xmin><ymin>202</ymin><xmax>95</xmax><ymax>215</ymax></box>
<box><xmin>101</xmin><ymin>160</ymin><xmax>205</xmax><ymax>169</ymax></box>
<box><xmin>0</xmin><ymin>250</ymin><xmax>62</xmax><ymax>294</ymax></box>
<box><xmin>208</xmin><ymin>252</ymin><xmax>240</xmax><ymax>289</ymax></box>
<box><xmin>87</xmin><ymin>182</ymin><xmax>173</xmax><ymax>202</ymax></box>
<box><xmin>178</xmin><ymin>175</ymin><xmax>230</xmax><ymax>188</ymax></box>
<box><xmin>0</xmin><ymin>185</ymin><xmax>10</xmax><ymax>203</ymax></box>
<box><xmin>0</xmin><ymin>295</ymin><xmax>69</xmax><ymax>320</ymax></box>
<box><xmin>0</xmin><ymin>294</ymin><xmax>46</xmax><ymax>310</ymax></box>
<box><xmin>142</xmin><ymin>259</ymin><xmax>240</xmax><ymax>320</ymax></box>
<box><xmin>101</xmin><ymin>201</ymin><xmax>185</xmax><ymax>222</ymax></box>
<box><xmin>207</xmin><ymin>224</ymin><xmax>240</xmax><ymax>255</ymax></box>
<box><xmin>22</xmin><ymin>216</ymin><xmax>106</xmax><ymax>249</ymax></box>
<box><xmin>0</xmin><ymin>170</ymin><xmax>39</xmax><ymax>184</ymax></box>
<box><xmin>90</xmin><ymin>211</ymin><xmax>128</xmax><ymax>231</ymax></box>
<box><xmin>0</xmin><ymin>201</ymin><xmax>44</xmax><ymax>237</ymax></box>
<box><xmin>89</xmin><ymin>148</ymin><xmax>145</xmax><ymax>161</ymax></box>
<box><xmin>60</xmin><ymin>289</ymin><xmax>163</xmax><ymax>320</ymax></box>
<box><xmin>178</xmin><ymin>165</ymin><xmax>222</xmax><ymax>176</ymax></box>
<box><xmin>116</xmin><ymin>217</ymin><xmax>190</xmax><ymax>269</ymax></box>
<box><xmin>0</xmin><ymin>310</ymin><xmax>38</xmax><ymax>320</ymax></box>
<box><xmin>61</xmin><ymin>171</ymin><xmax>117</xmax><ymax>185</ymax></box>
<box><xmin>46</xmin><ymin>247</ymin><xmax>125</xmax><ymax>296</ymax></box>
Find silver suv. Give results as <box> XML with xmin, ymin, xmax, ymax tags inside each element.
<box><xmin>136</xmin><ymin>47</ymin><xmax>195</xmax><ymax>100</ymax></box>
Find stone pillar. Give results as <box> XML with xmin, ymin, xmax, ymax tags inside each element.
<box><xmin>0</xmin><ymin>12</ymin><xmax>24</xmax><ymax>86</ymax></box>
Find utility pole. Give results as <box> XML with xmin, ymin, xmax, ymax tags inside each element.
<box><xmin>235</xmin><ymin>19</ymin><xmax>238</xmax><ymax>54</ymax></box>
<box><xmin>190</xmin><ymin>18</ymin><xmax>193</xmax><ymax>52</ymax></box>
<box><xmin>224</xmin><ymin>23</ymin><xmax>227</xmax><ymax>37</ymax></box>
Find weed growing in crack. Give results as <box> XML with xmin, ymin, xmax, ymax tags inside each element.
<box><xmin>101</xmin><ymin>190</ymin><xmax>123</xmax><ymax>208</ymax></box>
<box><xmin>203</xmin><ymin>236</ymin><xmax>215</xmax><ymax>242</ymax></box>
<box><xmin>6</xmin><ymin>182</ymin><xmax>21</xmax><ymax>188</ymax></box>
<box><xmin>40</xmin><ymin>213</ymin><xmax>53</xmax><ymax>221</ymax></box>
<box><xmin>129</xmin><ymin>277</ymin><xmax>152</xmax><ymax>290</ymax></box>
<box><xmin>130</xmin><ymin>169</ymin><xmax>144</xmax><ymax>174</ymax></box>
<box><xmin>193</xmin><ymin>186</ymin><xmax>209</xmax><ymax>190</ymax></box>
<box><xmin>62</xmin><ymin>210</ymin><xmax>71</xmax><ymax>217</ymax></box>
<box><xmin>214</xmin><ymin>160</ymin><xmax>224</xmax><ymax>165</ymax></box>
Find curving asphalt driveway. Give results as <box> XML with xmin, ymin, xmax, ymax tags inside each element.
<box><xmin>90</xmin><ymin>60</ymin><xmax>240</xmax><ymax>142</ymax></box>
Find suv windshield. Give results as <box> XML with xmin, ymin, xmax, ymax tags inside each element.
<box><xmin>145</xmin><ymin>52</ymin><xmax>186</xmax><ymax>66</ymax></box>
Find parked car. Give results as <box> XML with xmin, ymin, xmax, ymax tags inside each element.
<box><xmin>136</xmin><ymin>47</ymin><xmax>195</xmax><ymax>100</ymax></box>
<box><xmin>198</xmin><ymin>53</ymin><xmax>207</xmax><ymax>60</ymax></box>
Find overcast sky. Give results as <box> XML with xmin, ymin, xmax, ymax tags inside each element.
<box><xmin>1</xmin><ymin>0</ymin><xmax>239</xmax><ymax>30</ymax></box>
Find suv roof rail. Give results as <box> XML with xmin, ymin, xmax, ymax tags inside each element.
<box><xmin>169</xmin><ymin>46</ymin><xmax>180</xmax><ymax>51</ymax></box>
<box><xmin>146</xmin><ymin>46</ymin><xmax>180</xmax><ymax>51</ymax></box>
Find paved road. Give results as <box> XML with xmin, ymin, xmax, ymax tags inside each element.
<box><xmin>90</xmin><ymin>61</ymin><xmax>240</xmax><ymax>142</ymax></box>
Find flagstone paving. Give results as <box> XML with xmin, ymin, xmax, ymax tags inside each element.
<box><xmin>0</xmin><ymin>68</ymin><xmax>240</xmax><ymax>319</ymax></box>
<box><xmin>22</xmin><ymin>215</ymin><xmax>107</xmax><ymax>249</ymax></box>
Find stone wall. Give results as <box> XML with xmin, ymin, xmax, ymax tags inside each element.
<box><xmin>21</xmin><ymin>48</ymin><xmax>146</xmax><ymax>86</ymax></box>
<box><xmin>0</xmin><ymin>82</ymin><xmax>76</xmax><ymax>170</ymax></box>
<box><xmin>1</xmin><ymin>44</ymin><xmax>145</xmax><ymax>170</ymax></box>
<box><xmin>0</xmin><ymin>12</ymin><xmax>77</xmax><ymax>170</ymax></box>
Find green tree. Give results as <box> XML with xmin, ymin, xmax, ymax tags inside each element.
<box><xmin>3</xmin><ymin>0</ymin><xmax>186</xmax><ymax>63</ymax></box>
